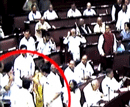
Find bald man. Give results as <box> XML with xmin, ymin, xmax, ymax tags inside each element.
<box><xmin>64</xmin><ymin>60</ymin><xmax>76</xmax><ymax>83</ymax></box>
<box><xmin>63</xmin><ymin>28</ymin><xmax>86</xmax><ymax>61</ymax></box>
<box><xmin>74</xmin><ymin>55</ymin><xmax>94</xmax><ymax>83</ymax></box>
<box><xmin>83</xmin><ymin>2</ymin><xmax>96</xmax><ymax>16</ymax></box>
<box><xmin>83</xmin><ymin>80</ymin><xmax>106</xmax><ymax>106</ymax></box>
<box><xmin>94</xmin><ymin>17</ymin><xmax>105</xmax><ymax>33</ymax></box>
<box><xmin>43</xmin><ymin>4</ymin><xmax>58</xmax><ymax>20</ymax></box>
<box><xmin>35</xmin><ymin>17</ymin><xmax>51</xmax><ymax>41</ymax></box>
<box><xmin>77</xmin><ymin>18</ymin><xmax>92</xmax><ymax>35</ymax></box>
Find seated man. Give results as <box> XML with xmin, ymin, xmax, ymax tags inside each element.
<box><xmin>63</xmin><ymin>28</ymin><xmax>86</xmax><ymax>61</ymax></box>
<box><xmin>64</xmin><ymin>60</ymin><xmax>76</xmax><ymax>83</ymax></box>
<box><xmin>101</xmin><ymin>68</ymin><xmax>127</xmax><ymax>100</ymax></box>
<box><xmin>76</xmin><ymin>18</ymin><xmax>92</xmax><ymax>35</ymax></box>
<box><xmin>43</xmin><ymin>4</ymin><xmax>58</xmax><ymax>20</ymax></box>
<box><xmin>83</xmin><ymin>80</ymin><xmax>107</xmax><ymax>107</ymax></box>
<box><xmin>117</xmin><ymin>40</ymin><xmax>125</xmax><ymax>52</ymax></box>
<box><xmin>19</xmin><ymin>29</ymin><xmax>36</xmax><ymax>51</ymax></box>
<box><xmin>35</xmin><ymin>17</ymin><xmax>51</xmax><ymax>42</ymax></box>
<box><xmin>28</xmin><ymin>4</ymin><xmax>41</xmax><ymax>21</ymax></box>
<box><xmin>74</xmin><ymin>55</ymin><xmax>94</xmax><ymax>84</ymax></box>
<box><xmin>94</xmin><ymin>17</ymin><xmax>105</xmax><ymax>33</ymax></box>
<box><xmin>119</xmin><ymin>22</ymin><xmax>130</xmax><ymax>40</ymax></box>
<box><xmin>83</xmin><ymin>2</ymin><xmax>96</xmax><ymax>16</ymax></box>
<box><xmin>67</xmin><ymin>3</ymin><xmax>82</xmax><ymax>18</ymax></box>
<box><xmin>37</xmin><ymin>33</ymin><xmax>56</xmax><ymax>56</ymax></box>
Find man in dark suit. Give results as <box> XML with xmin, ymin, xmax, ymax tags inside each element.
<box><xmin>76</xmin><ymin>18</ymin><xmax>92</xmax><ymax>36</ymax></box>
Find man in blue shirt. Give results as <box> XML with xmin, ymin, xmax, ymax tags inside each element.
<box><xmin>120</xmin><ymin>22</ymin><xmax>130</xmax><ymax>40</ymax></box>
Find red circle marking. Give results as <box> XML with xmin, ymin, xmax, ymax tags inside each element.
<box><xmin>0</xmin><ymin>50</ymin><xmax>71</xmax><ymax>107</ymax></box>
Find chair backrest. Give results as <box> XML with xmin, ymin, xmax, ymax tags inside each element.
<box><xmin>14</xmin><ymin>16</ymin><xmax>27</xmax><ymax>32</ymax></box>
<box><xmin>0</xmin><ymin>37</ymin><xmax>18</xmax><ymax>51</ymax></box>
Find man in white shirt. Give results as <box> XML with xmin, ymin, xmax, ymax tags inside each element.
<box><xmin>47</xmin><ymin>64</ymin><xmax>63</xmax><ymax>107</ymax></box>
<box><xmin>0</xmin><ymin>26</ymin><xmax>5</xmax><ymax>38</ymax></box>
<box><xmin>74</xmin><ymin>55</ymin><xmax>94</xmax><ymax>84</ymax></box>
<box><xmin>64</xmin><ymin>60</ymin><xmax>76</xmax><ymax>83</ymax></box>
<box><xmin>116</xmin><ymin>4</ymin><xmax>129</xmax><ymax>30</ymax></box>
<box><xmin>94</xmin><ymin>17</ymin><xmax>105</xmax><ymax>33</ymax></box>
<box><xmin>98</xmin><ymin>25</ymin><xmax>117</xmax><ymax>70</ymax></box>
<box><xmin>83</xmin><ymin>80</ymin><xmax>106</xmax><ymax>107</ymax></box>
<box><xmin>14</xmin><ymin>45</ymin><xmax>35</xmax><ymax>88</ymax></box>
<box><xmin>101</xmin><ymin>68</ymin><xmax>127</xmax><ymax>100</ymax></box>
<box><xmin>35</xmin><ymin>17</ymin><xmax>51</xmax><ymax>42</ymax></box>
<box><xmin>37</xmin><ymin>34</ymin><xmax>56</xmax><ymax>56</ymax></box>
<box><xmin>43</xmin><ymin>4</ymin><xmax>58</xmax><ymax>20</ymax></box>
<box><xmin>28</xmin><ymin>4</ymin><xmax>41</xmax><ymax>21</ymax></box>
<box><xmin>83</xmin><ymin>2</ymin><xmax>96</xmax><ymax>16</ymax></box>
<box><xmin>19</xmin><ymin>30</ymin><xmax>36</xmax><ymax>51</ymax></box>
<box><xmin>40</xmin><ymin>66</ymin><xmax>62</xmax><ymax>107</ymax></box>
<box><xmin>111</xmin><ymin>0</ymin><xmax>122</xmax><ymax>22</ymax></box>
<box><xmin>67</xmin><ymin>3</ymin><xmax>82</xmax><ymax>18</ymax></box>
<box><xmin>63</xmin><ymin>28</ymin><xmax>86</xmax><ymax>61</ymax></box>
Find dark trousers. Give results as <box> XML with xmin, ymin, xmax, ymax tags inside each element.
<box><xmin>100</xmin><ymin>56</ymin><xmax>114</xmax><ymax>71</ymax></box>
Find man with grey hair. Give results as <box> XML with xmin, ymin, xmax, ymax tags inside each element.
<box><xmin>83</xmin><ymin>2</ymin><xmax>96</xmax><ymax>16</ymax></box>
<box><xmin>76</xmin><ymin>18</ymin><xmax>92</xmax><ymax>35</ymax></box>
<box><xmin>63</xmin><ymin>28</ymin><xmax>86</xmax><ymax>61</ymax></box>
<box><xmin>94</xmin><ymin>17</ymin><xmax>105</xmax><ymax>33</ymax></box>
<box><xmin>83</xmin><ymin>79</ymin><xmax>106</xmax><ymax>107</ymax></box>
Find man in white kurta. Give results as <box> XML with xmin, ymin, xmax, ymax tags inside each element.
<box><xmin>116</xmin><ymin>4</ymin><xmax>129</xmax><ymax>30</ymax></box>
<box><xmin>94</xmin><ymin>17</ymin><xmax>105</xmax><ymax>33</ymax></box>
<box><xmin>83</xmin><ymin>2</ymin><xmax>96</xmax><ymax>16</ymax></box>
<box><xmin>40</xmin><ymin>66</ymin><xmax>62</xmax><ymax>107</ymax></box>
<box><xmin>35</xmin><ymin>17</ymin><xmax>51</xmax><ymax>42</ymax></box>
<box><xmin>28</xmin><ymin>5</ymin><xmax>41</xmax><ymax>21</ymax></box>
<box><xmin>67</xmin><ymin>3</ymin><xmax>82</xmax><ymax>18</ymax></box>
<box><xmin>37</xmin><ymin>36</ymin><xmax>56</xmax><ymax>55</ymax></box>
<box><xmin>64</xmin><ymin>60</ymin><xmax>76</xmax><ymax>84</ymax></box>
<box><xmin>63</xmin><ymin>28</ymin><xmax>86</xmax><ymax>61</ymax></box>
<box><xmin>102</xmin><ymin>68</ymin><xmax>126</xmax><ymax>100</ymax></box>
<box><xmin>14</xmin><ymin>45</ymin><xmax>35</xmax><ymax>88</ymax></box>
<box><xmin>83</xmin><ymin>80</ymin><xmax>106</xmax><ymax>107</ymax></box>
<box><xmin>19</xmin><ymin>30</ymin><xmax>36</xmax><ymax>51</ymax></box>
<box><xmin>47</xmin><ymin>64</ymin><xmax>63</xmax><ymax>107</ymax></box>
<box><xmin>43</xmin><ymin>4</ymin><xmax>58</xmax><ymax>20</ymax></box>
<box><xmin>74</xmin><ymin>55</ymin><xmax>94</xmax><ymax>84</ymax></box>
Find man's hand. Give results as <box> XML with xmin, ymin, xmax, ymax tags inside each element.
<box><xmin>67</xmin><ymin>31</ymin><xmax>70</xmax><ymax>38</ymax></box>
<box><xmin>101</xmin><ymin>53</ymin><xmax>105</xmax><ymax>57</ymax></box>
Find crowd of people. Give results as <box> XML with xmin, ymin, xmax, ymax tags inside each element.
<box><xmin>1</xmin><ymin>0</ymin><xmax>130</xmax><ymax>107</ymax></box>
